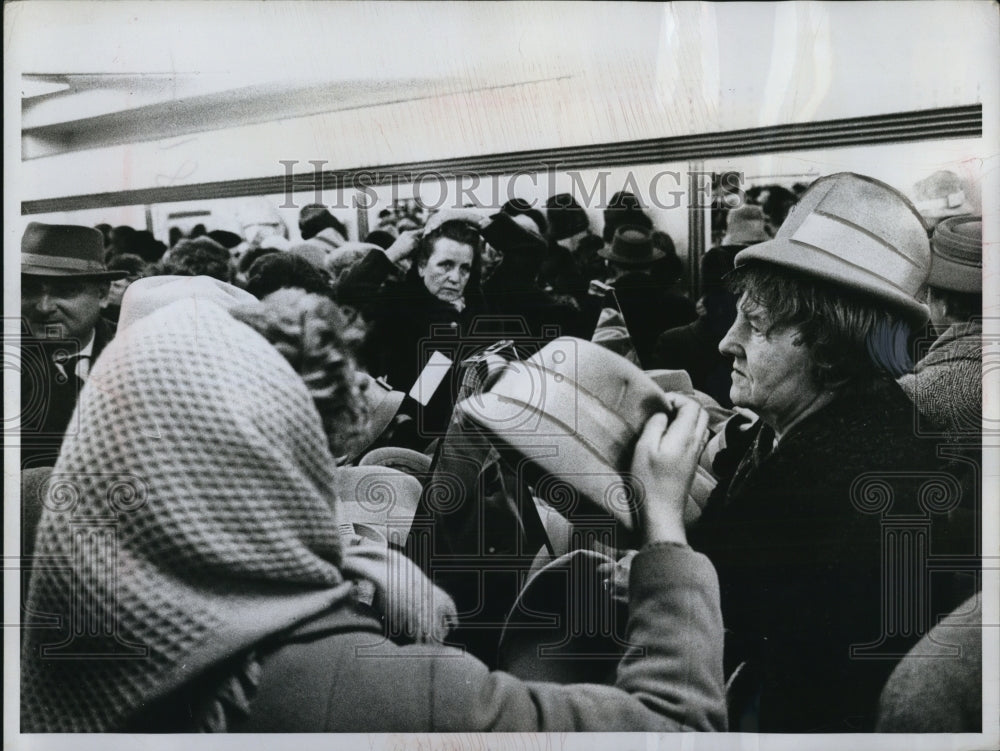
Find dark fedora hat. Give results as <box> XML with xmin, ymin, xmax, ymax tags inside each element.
<box><xmin>545</xmin><ymin>193</ymin><xmax>590</xmax><ymax>241</ymax></box>
<box><xmin>480</xmin><ymin>211</ymin><xmax>547</xmax><ymax>256</ymax></box>
<box><xmin>598</xmin><ymin>226</ymin><xmax>664</xmax><ymax>266</ymax></box>
<box><xmin>22</xmin><ymin>222</ymin><xmax>127</xmax><ymax>279</ymax></box>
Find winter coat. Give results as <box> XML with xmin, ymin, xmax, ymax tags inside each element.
<box><xmin>148</xmin><ymin>542</ymin><xmax>727</xmax><ymax>732</ymax></box>
<box><xmin>688</xmin><ymin>377</ymin><xmax>975</xmax><ymax>732</ymax></box>
<box><xmin>19</xmin><ymin>316</ymin><xmax>117</xmax><ymax>469</ymax></box>
<box><xmin>650</xmin><ymin>293</ymin><xmax>738</xmax><ymax>408</ymax></box>
<box><xmin>605</xmin><ymin>272</ymin><xmax>696</xmax><ymax>369</ymax></box>
<box><xmin>337</xmin><ymin>249</ymin><xmax>489</xmax><ymax>439</ymax></box>
<box><xmin>898</xmin><ymin>320</ymin><xmax>981</xmax><ymax>439</ymax></box>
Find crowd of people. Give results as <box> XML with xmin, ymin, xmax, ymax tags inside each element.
<box><xmin>18</xmin><ymin>169</ymin><xmax>984</xmax><ymax>733</ymax></box>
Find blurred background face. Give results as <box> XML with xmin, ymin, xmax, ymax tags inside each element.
<box><xmin>22</xmin><ymin>275</ymin><xmax>108</xmax><ymax>342</ymax></box>
<box><xmin>418</xmin><ymin>238</ymin><xmax>474</xmax><ymax>302</ymax></box>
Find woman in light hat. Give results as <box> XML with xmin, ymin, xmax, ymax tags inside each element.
<box><xmin>21</xmin><ymin>276</ymin><xmax>727</xmax><ymax>732</ymax></box>
<box><xmin>683</xmin><ymin>173</ymin><xmax>975</xmax><ymax>731</ymax></box>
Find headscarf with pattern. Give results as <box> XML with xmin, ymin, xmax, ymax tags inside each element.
<box><xmin>20</xmin><ymin>286</ymin><xmax>451</xmax><ymax>732</ymax></box>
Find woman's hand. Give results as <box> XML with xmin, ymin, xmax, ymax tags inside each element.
<box><xmin>630</xmin><ymin>392</ymin><xmax>710</xmax><ymax>546</ymax></box>
<box><xmin>383</xmin><ymin>229</ymin><xmax>422</xmax><ymax>265</ymax></box>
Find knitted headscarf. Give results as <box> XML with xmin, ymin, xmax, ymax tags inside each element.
<box><xmin>20</xmin><ymin>291</ymin><xmax>450</xmax><ymax>732</ymax></box>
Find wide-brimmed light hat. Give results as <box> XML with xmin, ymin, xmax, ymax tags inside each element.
<box><xmin>736</xmin><ymin>172</ymin><xmax>931</xmax><ymax>323</ymax></box>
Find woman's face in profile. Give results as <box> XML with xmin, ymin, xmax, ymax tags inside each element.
<box><xmin>418</xmin><ymin>238</ymin><xmax>474</xmax><ymax>302</ymax></box>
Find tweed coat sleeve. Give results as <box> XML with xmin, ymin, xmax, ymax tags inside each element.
<box><xmin>431</xmin><ymin>542</ymin><xmax>727</xmax><ymax>731</ymax></box>
<box><xmin>238</xmin><ymin>542</ymin><xmax>727</xmax><ymax>731</ymax></box>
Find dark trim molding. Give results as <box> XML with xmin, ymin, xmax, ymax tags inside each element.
<box><xmin>22</xmin><ymin>104</ymin><xmax>982</xmax><ymax>215</ymax></box>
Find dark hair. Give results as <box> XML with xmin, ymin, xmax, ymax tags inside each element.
<box><xmin>760</xmin><ymin>185</ymin><xmax>798</xmax><ymax>230</ymax></box>
<box><xmin>158</xmin><ymin>237</ymin><xmax>232</xmax><ymax>282</ymax></box>
<box><xmin>245</xmin><ymin>252</ymin><xmax>333</xmax><ymax>300</ymax></box>
<box><xmin>501</xmin><ymin>198</ymin><xmax>548</xmax><ymax>236</ymax></box>
<box><xmin>106</xmin><ymin>253</ymin><xmax>148</xmax><ymax>277</ymax></box>
<box><xmin>299</xmin><ymin>204</ymin><xmax>348</xmax><ymax>241</ymax></box>
<box><xmin>131</xmin><ymin>230</ymin><xmax>168</xmax><ymax>264</ymax></box>
<box><xmin>238</xmin><ymin>245</ymin><xmax>280</xmax><ymax>275</ymax></box>
<box><xmin>728</xmin><ymin>261</ymin><xmax>914</xmax><ymax>387</ymax></box>
<box><xmin>409</xmin><ymin>220</ymin><xmax>483</xmax><ymax>292</ymax></box>
<box><xmin>168</xmin><ymin>227</ymin><xmax>184</xmax><ymax>249</ymax></box>
<box><xmin>650</xmin><ymin>231</ymin><xmax>683</xmax><ymax>284</ymax></box>
<box><xmin>928</xmin><ymin>285</ymin><xmax>982</xmax><ymax>323</ymax></box>
<box><xmin>364</xmin><ymin>230</ymin><xmax>397</xmax><ymax>250</ymax></box>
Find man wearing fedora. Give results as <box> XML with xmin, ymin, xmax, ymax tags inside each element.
<box><xmin>20</xmin><ymin>222</ymin><xmax>125</xmax><ymax>468</ymax></box>
<box><xmin>596</xmin><ymin>225</ymin><xmax>696</xmax><ymax>368</ymax></box>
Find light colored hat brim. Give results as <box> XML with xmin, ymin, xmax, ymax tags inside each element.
<box><xmin>342</xmin><ymin>388</ymin><xmax>406</xmax><ymax>462</ymax></box>
<box><xmin>737</xmin><ymin>237</ymin><xmax>930</xmax><ymax>323</ymax></box>
<box><xmin>457</xmin><ymin>391</ymin><xmax>640</xmax><ymax>531</ymax></box>
<box><xmin>331</xmin><ymin>465</ymin><xmax>422</xmax><ymax>547</ymax></box>
<box><xmin>357</xmin><ymin>446</ymin><xmax>432</xmax><ymax>477</ymax></box>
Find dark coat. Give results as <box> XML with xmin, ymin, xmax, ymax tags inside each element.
<box><xmin>650</xmin><ymin>292</ymin><xmax>738</xmax><ymax>407</ymax></box>
<box><xmin>337</xmin><ymin>249</ymin><xmax>489</xmax><ymax>441</ymax></box>
<box><xmin>128</xmin><ymin>543</ymin><xmax>727</xmax><ymax>732</ymax></box>
<box><xmin>606</xmin><ymin>272</ymin><xmax>696</xmax><ymax>369</ymax></box>
<box><xmin>19</xmin><ymin>317</ymin><xmax>117</xmax><ymax>469</ymax></box>
<box><xmin>688</xmin><ymin>378</ymin><xmax>975</xmax><ymax>732</ymax></box>
<box><xmin>481</xmin><ymin>260</ymin><xmax>589</xmax><ymax>343</ymax></box>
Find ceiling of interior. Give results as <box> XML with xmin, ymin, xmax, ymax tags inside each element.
<box><xmin>21</xmin><ymin>71</ymin><xmax>573</xmax><ymax>159</ymax></box>
<box><xmin>16</xmin><ymin>2</ymin><xmax>655</xmax><ymax>161</ymax></box>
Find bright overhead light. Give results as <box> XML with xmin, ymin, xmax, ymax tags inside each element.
<box><xmin>22</xmin><ymin>78</ymin><xmax>71</xmax><ymax>99</ymax></box>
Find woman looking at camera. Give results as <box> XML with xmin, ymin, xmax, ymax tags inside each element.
<box><xmin>337</xmin><ymin>217</ymin><xmax>488</xmax><ymax>442</ymax></box>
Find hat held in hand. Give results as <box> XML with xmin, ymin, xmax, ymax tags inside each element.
<box><xmin>455</xmin><ymin>337</ymin><xmax>674</xmax><ymax>532</ymax></box>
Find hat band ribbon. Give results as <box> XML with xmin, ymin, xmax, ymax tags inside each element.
<box><xmin>916</xmin><ymin>190</ymin><xmax>966</xmax><ymax>212</ymax></box>
<box><xmin>791</xmin><ymin>212</ymin><xmax>924</xmax><ymax>284</ymax></box>
<box><xmin>488</xmin><ymin>360</ymin><xmax>638</xmax><ymax>469</ymax></box>
<box><xmin>22</xmin><ymin>253</ymin><xmax>107</xmax><ymax>273</ymax></box>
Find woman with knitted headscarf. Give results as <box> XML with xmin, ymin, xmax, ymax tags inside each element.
<box><xmin>21</xmin><ymin>276</ymin><xmax>727</xmax><ymax>733</ymax></box>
